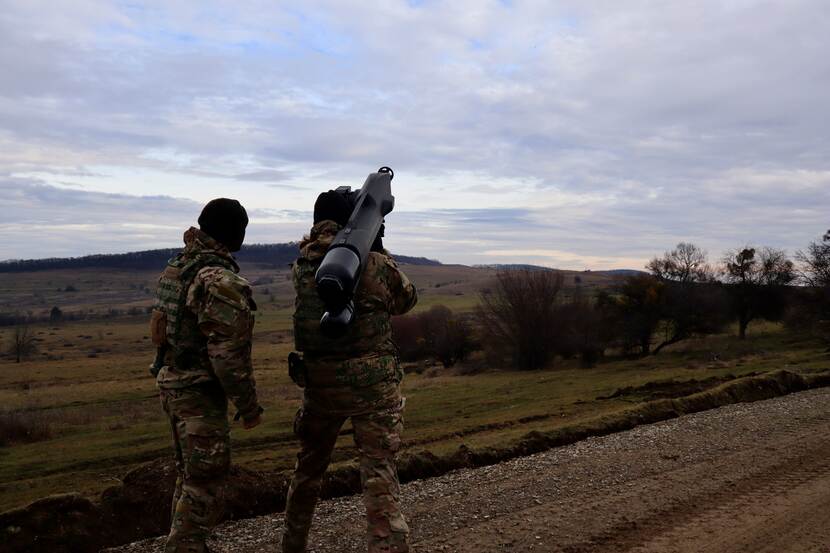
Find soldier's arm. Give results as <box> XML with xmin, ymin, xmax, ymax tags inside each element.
<box><xmin>189</xmin><ymin>267</ymin><xmax>263</xmax><ymax>422</ymax></box>
<box><xmin>381</xmin><ymin>255</ymin><xmax>418</xmax><ymax>315</ymax></box>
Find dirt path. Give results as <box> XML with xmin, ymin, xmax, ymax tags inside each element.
<box><xmin>110</xmin><ymin>387</ymin><xmax>830</xmax><ymax>553</ymax></box>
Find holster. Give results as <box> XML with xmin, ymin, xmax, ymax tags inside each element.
<box><xmin>288</xmin><ymin>352</ymin><xmax>307</xmax><ymax>388</ymax></box>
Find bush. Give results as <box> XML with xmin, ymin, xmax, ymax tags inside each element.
<box><xmin>419</xmin><ymin>306</ymin><xmax>475</xmax><ymax>368</ymax></box>
<box><xmin>8</xmin><ymin>324</ymin><xmax>37</xmax><ymax>363</ymax></box>
<box><xmin>0</xmin><ymin>411</ymin><xmax>53</xmax><ymax>447</ymax></box>
<box><xmin>476</xmin><ymin>269</ymin><xmax>564</xmax><ymax>370</ymax></box>
<box><xmin>392</xmin><ymin>314</ymin><xmax>426</xmax><ymax>361</ymax></box>
<box><xmin>612</xmin><ymin>274</ymin><xmax>664</xmax><ymax>356</ymax></box>
<box><xmin>555</xmin><ymin>292</ymin><xmax>618</xmax><ymax>367</ymax></box>
<box><xmin>392</xmin><ymin>305</ymin><xmax>476</xmax><ymax>368</ymax></box>
<box><xmin>49</xmin><ymin>306</ymin><xmax>63</xmax><ymax>323</ymax></box>
<box><xmin>784</xmin><ymin>285</ymin><xmax>830</xmax><ymax>346</ymax></box>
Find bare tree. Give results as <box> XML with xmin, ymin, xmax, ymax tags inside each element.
<box><xmin>9</xmin><ymin>324</ymin><xmax>37</xmax><ymax>363</ymax></box>
<box><xmin>788</xmin><ymin>231</ymin><xmax>830</xmax><ymax>345</ymax></box>
<box><xmin>477</xmin><ymin>269</ymin><xmax>564</xmax><ymax>370</ymax></box>
<box><xmin>796</xmin><ymin>230</ymin><xmax>830</xmax><ymax>287</ymax></box>
<box><xmin>722</xmin><ymin>247</ymin><xmax>795</xmax><ymax>339</ymax></box>
<box><xmin>648</xmin><ymin>243</ymin><xmax>728</xmax><ymax>353</ymax></box>
<box><xmin>647</xmin><ymin>242</ymin><xmax>714</xmax><ymax>284</ymax></box>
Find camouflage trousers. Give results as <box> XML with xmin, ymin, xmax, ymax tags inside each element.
<box><xmin>282</xmin><ymin>398</ymin><xmax>409</xmax><ymax>553</ymax></box>
<box><xmin>160</xmin><ymin>382</ymin><xmax>231</xmax><ymax>553</ymax></box>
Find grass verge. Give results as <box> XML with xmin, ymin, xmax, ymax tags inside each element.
<box><xmin>2</xmin><ymin>368</ymin><xmax>828</xmax><ymax>553</ymax></box>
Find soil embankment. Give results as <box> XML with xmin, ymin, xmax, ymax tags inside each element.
<box><xmin>112</xmin><ymin>382</ymin><xmax>830</xmax><ymax>553</ymax></box>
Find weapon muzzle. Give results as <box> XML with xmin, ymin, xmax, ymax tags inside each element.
<box><xmin>316</xmin><ymin>247</ymin><xmax>361</xmax><ymax>309</ymax></box>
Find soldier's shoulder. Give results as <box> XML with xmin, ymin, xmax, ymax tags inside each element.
<box><xmin>194</xmin><ymin>266</ymin><xmax>252</xmax><ymax>310</ymax></box>
<box><xmin>366</xmin><ymin>251</ymin><xmax>399</xmax><ymax>272</ymax></box>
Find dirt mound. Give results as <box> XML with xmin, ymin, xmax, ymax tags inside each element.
<box><xmin>0</xmin><ymin>459</ymin><xmax>289</xmax><ymax>553</ymax></box>
<box><xmin>596</xmin><ymin>374</ymin><xmax>750</xmax><ymax>401</ymax></box>
<box><xmin>0</xmin><ymin>493</ymin><xmax>102</xmax><ymax>553</ymax></box>
<box><xmin>2</xmin><ymin>369</ymin><xmax>827</xmax><ymax>552</ymax></box>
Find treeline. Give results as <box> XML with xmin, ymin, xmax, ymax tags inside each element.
<box><xmin>0</xmin><ymin>244</ymin><xmax>298</xmax><ymax>272</ymax></box>
<box><xmin>0</xmin><ymin>244</ymin><xmax>440</xmax><ymax>272</ymax></box>
<box><xmin>394</xmin><ymin>230</ymin><xmax>830</xmax><ymax>372</ymax></box>
<box><xmin>0</xmin><ymin>305</ymin><xmax>153</xmax><ymax>328</ymax></box>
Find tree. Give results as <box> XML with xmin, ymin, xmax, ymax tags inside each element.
<box><xmin>392</xmin><ymin>305</ymin><xmax>475</xmax><ymax>368</ymax></box>
<box><xmin>477</xmin><ymin>269</ymin><xmax>564</xmax><ymax>370</ymax></box>
<box><xmin>9</xmin><ymin>324</ymin><xmax>37</xmax><ymax>363</ymax></box>
<box><xmin>788</xmin><ymin>230</ymin><xmax>830</xmax><ymax>345</ymax></box>
<box><xmin>613</xmin><ymin>274</ymin><xmax>665</xmax><ymax>356</ymax></box>
<box><xmin>49</xmin><ymin>306</ymin><xmax>63</xmax><ymax>324</ymax></box>
<box><xmin>796</xmin><ymin>230</ymin><xmax>830</xmax><ymax>287</ymax></box>
<box><xmin>647</xmin><ymin>242</ymin><xmax>713</xmax><ymax>285</ymax></box>
<box><xmin>391</xmin><ymin>315</ymin><xmax>426</xmax><ymax>361</ymax></box>
<box><xmin>722</xmin><ymin>247</ymin><xmax>795</xmax><ymax>339</ymax></box>
<box><xmin>648</xmin><ymin>243</ymin><xmax>728</xmax><ymax>353</ymax></box>
<box><xmin>419</xmin><ymin>305</ymin><xmax>474</xmax><ymax>368</ymax></box>
<box><xmin>555</xmin><ymin>290</ymin><xmax>618</xmax><ymax>367</ymax></box>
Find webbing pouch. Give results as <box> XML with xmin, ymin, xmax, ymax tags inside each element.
<box><xmin>149</xmin><ymin>309</ymin><xmax>167</xmax><ymax>347</ymax></box>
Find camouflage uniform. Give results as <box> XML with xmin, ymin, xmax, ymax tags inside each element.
<box><xmin>153</xmin><ymin>227</ymin><xmax>262</xmax><ymax>553</ymax></box>
<box><xmin>283</xmin><ymin>220</ymin><xmax>418</xmax><ymax>553</ymax></box>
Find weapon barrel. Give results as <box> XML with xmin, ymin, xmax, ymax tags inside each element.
<box><xmin>315</xmin><ymin>167</ymin><xmax>394</xmax><ymax>335</ymax></box>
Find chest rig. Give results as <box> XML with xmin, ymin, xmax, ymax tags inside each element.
<box><xmin>152</xmin><ymin>252</ymin><xmax>235</xmax><ymax>372</ymax></box>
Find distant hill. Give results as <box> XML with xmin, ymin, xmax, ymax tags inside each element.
<box><xmin>600</xmin><ymin>269</ymin><xmax>648</xmax><ymax>276</ymax></box>
<box><xmin>473</xmin><ymin>264</ymin><xmax>644</xmax><ymax>275</ymax></box>
<box><xmin>473</xmin><ymin>263</ymin><xmax>555</xmax><ymax>271</ymax></box>
<box><xmin>0</xmin><ymin>244</ymin><xmax>441</xmax><ymax>272</ymax></box>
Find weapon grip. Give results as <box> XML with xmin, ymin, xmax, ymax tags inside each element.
<box><xmin>320</xmin><ymin>300</ymin><xmax>355</xmax><ymax>338</ymax></box>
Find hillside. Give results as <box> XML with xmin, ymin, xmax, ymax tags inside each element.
<box><xmin>0</xmin><ymin>262</ymin><xmax>624</xmax><ymax>326</ymax></box>
<box><xmin>0</xmin><ymin>244</ymin><xmax>442</xmax><ymax>273</ymax></box>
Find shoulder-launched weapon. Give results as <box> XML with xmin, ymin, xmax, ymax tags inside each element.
<box><xmin>315</xmin><ymin>166</ymin><xmax>395</xmax><ymax>337</ymax></box>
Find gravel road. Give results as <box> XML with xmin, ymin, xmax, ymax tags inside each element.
<box><xmin>110</xmin><ymin>387</ymin><xmax>830</xmax><ymax>553</ymax></box>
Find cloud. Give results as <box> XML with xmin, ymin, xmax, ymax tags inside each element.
<box><xmin>0</xmin><ymin>1</ymin><xmax>828</xmax><ymax>267</ymax></box>
<box><xmin>233</xmin><ymin>169</ymin><xmax>294</xmax><ymax>182</ymax></box>
<box><xmin>0</xmin><ymin>179</ymin><xmax>305</xmax><ymax>257</ymax></box>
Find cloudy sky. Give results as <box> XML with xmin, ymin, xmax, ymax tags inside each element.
<box><xmin>1</xmin><ymin>1</ymin><xmax>828</xmax><ymax>269</ymax></box>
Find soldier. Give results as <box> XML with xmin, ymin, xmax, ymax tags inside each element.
<box><xmin>150</xmin><ymin>198</ymin><xmax>264</xmax><ymax>553</ymax></box>
<box><xmin>282</xmin><ymin>191</ymin><xmax>418</xmax><ymax>553</ymax></box>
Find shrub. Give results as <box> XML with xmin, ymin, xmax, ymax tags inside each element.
<box><xmin>392</xmin><ymin>314</ymin><xmax>426</xmax><ymax>361</ymax></box>
<box><xmin>418</xmin><ymin>306</ymin><xmax>475</xmax><ymax>368</ymax></box>
<box><xmin>476</xmin><ymin>269</ymin><xmax>564</xmax><ymax>370</ymax></box>
<box><xmin>393</xmin><ymin>305</ymin><xmax>476</xmax><ymax>368</ymax></box>
<box><xmin>8</xmin><ymin>324</ymin><xmax>37</xmax><ymax>363</ymax></box>
<box><xmin>0</xmin><ymin>411</ymin><xmax>53</xmax><ymax>447</ymax></box>
<box><xmin>49</xmin><ymin>306</ymin><xmax>63</xmax><ymax>323</ymax></box>
<box><xmin>555</xmin><ymin>292</ymin><xmax>618</xmax><ymax>367</ymax></box>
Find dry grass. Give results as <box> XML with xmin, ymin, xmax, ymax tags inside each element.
<box><xmin>0</xmin><ymin>266</ymin><xmax>827</xmax><ymax>512</ymax></box>
<box><xmin>0</xmin><ymin>411</ymin><xmax>53</xmax><ymax>446</ymax></box>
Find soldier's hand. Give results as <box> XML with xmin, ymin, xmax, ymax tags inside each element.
<box><xmin>242</xmin><ymin>413</ymin><xmax>263</xmax><ymax>430</ymax></box>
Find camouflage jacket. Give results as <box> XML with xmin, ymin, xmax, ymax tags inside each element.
<box><xmin>293</xmin><ymin>221</ymin><xmax>417</xmax><ymax>412</ymax></box>
<box><xmin>154</xmin><ymin>227</ymin><xmax>261</xmax><ymax>420</ymax></box>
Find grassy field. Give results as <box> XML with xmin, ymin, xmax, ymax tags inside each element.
<box><xmin>0</xmin><ymin>264</ymin><xmax>827</xmax><ymax>512</ymax></box>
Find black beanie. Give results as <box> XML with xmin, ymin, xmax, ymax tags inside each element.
<box><xmin>198</xmin><ymin>198</ymin><xmax>249</xmax><ymax>250</ymax></box>
<box><xmin>313</xmin><ymin>190</ymin><xmax>353</xmax><ymax>226</ymax></box>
